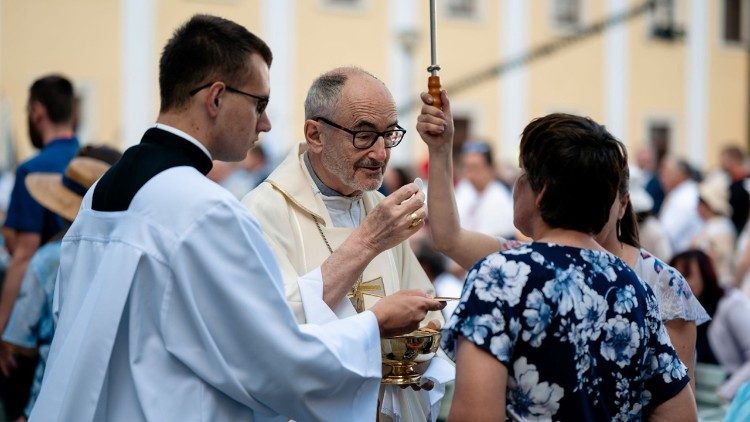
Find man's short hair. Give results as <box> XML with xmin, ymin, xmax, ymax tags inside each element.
<box><xmin>159</xmin><ymin>14</ymin><xmax>272</xmax><ymax>112</ymax></box>
<box><xmin>29</xmin><ymin>75</ymin><xmax>75</xmax><ymax>124</ymax></box>
<box><xmin>462</xmin><ymin>140</ymin><xmax>494</xmax><ymax>167</ymax></box>
<box><xmin>722</xmin><ymin>145</ymin><xmax>744</xmax><ymax>163</ymax></box>
<box><xmin>520</xmin><ymin>113</ymin><xmax>626</xmax><ymax>234</ymax></box>
<box><xmin>304</xmin><ymin>67</ymin><xmax>380</xmax><ymax>120</ymax></box>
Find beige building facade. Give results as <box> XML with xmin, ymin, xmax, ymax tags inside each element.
<box><xmin>1</xmin><ymin>0</ymin><xmax>748</xmax><ymax>171</ymax></box>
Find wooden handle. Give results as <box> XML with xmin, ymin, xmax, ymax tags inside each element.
<box><xmin>428</xmin><ymin>75</ymin><xmax>442</xmax><ymax>109</ymax></box>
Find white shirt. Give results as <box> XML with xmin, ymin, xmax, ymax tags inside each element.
<box><xmin>659</xmin><ymin>180</ymin><xmax>704</xmax><ymax>254</ymax></box>
<box><xmin>31</xmin><ymin>165</ymin><xmax>382</xmax><ymax>421</ymax></box>
<box><xmin>454</xmin><ymin>179</ymin><xmax>515</xmax><ymax>238</ymax></box>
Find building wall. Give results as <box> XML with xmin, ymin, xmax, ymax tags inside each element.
<box><xmin>1</xmin><ymin>0</ymin><xmax>121</xmax><ymax>160</ymax></box>
<box><xmin>0</xmin><ymin>0</ymin><xmax>746</xmax><ymax>172</ymax></box>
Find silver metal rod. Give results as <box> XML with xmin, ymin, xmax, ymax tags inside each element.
<box><xmin>429</xmin><ymin>0</ymin><xmax>439</xmax><ymax>74</ymax></box>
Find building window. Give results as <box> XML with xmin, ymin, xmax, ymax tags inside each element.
<box><xmin>552</xmin><ymin>0</ymin><xmax>582</xmax><ymax>29</ymax></box>
<box><xmin>648</xmin><ymin>120</ymin><xmax>672</xmax><ymax>164</ymax></box>
<box><xmin>723</xmin><ymin>0</ymin><xmax>750</xmax><ymax>44</ymax></box>
<box><xmin>320</xmin><ymin>0</ymin><xmax>367</xmax><ymax>12</ymax></box>
<box><xmin>650</xmin><ymin>0</ymin><xmax>684</xmax><ymax>40</ymax></box>
<box><xmin>444</xmin><ymin>0</ymin><xmax>480</xmax><ymax>20</ymax></box>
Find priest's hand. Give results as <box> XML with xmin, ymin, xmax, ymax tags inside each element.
<box><xmin>355</xmin><ymin>183</ymin><xmax>426</xmax><ymax>255</ymax></box>
<box><xmin>370</xmin><ymin>290</ymin><xmax>444</xmax><ymax>338</ymax></box>
<box><xmin>416</xmin><ymin>90</ymin><xmax>454</xmax><ymax>153</ymax></box>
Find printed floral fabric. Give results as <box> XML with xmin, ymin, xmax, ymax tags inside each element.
<box><xmin>2</xmin><ymin>240</ymin><xmax>60</xmax><ymax>417</ymax></box>
<box><xmin>442</xmin><ymin>243</ymin><xmax>690</xmax><ymax>421</ymax></box>
<box><xmin>635</xmin><ymin>249</ymin><xmax>710</xmax><ymax>325</ymax></box>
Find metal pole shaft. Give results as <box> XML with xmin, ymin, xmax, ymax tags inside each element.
<box><xmin>429</xmin><ymin>0</ymin><xmax>438</xmax><ymax>75</ymax></box>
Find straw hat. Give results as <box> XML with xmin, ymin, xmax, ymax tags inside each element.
<box><xmin>25</xmin><ymin>157</ymin><xmax>111</xmax><ymax>222</ymax></box>
<box><xmin>698</xmin><ymin>173</ymin><xmax>732</xmax><ymax>217</ymax></box>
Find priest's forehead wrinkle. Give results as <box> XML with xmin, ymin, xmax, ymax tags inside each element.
<box><xmin>333</xmin><ymin>77</ymin><xmax>397</xmax><ymax>130</ymax></box>
<box><xmin>304</xmin><ymin>66</ymin><xmax>386</xmax><ymax>120</ymax></box>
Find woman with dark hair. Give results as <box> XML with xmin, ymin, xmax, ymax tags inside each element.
<box><xmin>670</xmin><ymin>250</ymin><xmax>750</xmax><ymax>402</ymax></box>
<box><xmin>594</xmin><ymin>165</ymin><xmax>709</xmax><ymax>389</ymax></box>
<box><xmin>418</xmin><ymin>92</ymin><xmax>696</xmax><ymax>420</ymax></box>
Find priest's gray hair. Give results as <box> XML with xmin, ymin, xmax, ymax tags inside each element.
<box><xmin>304</xmin><ymin>66</ymin><xmax>382</xmax><ymax>120</ymax></box>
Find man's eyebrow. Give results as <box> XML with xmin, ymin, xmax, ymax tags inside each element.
<box><xmin>352</xmin><ymin>120</ymin><xmax>400</xmax><ymax>130</ymax></box>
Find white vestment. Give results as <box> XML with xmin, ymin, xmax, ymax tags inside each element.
<box><xmin>30</xmin><ymin>160</ymin><xmax>382</xmax><ymax>421</ymax></box>
<box><xmin>243</xmin><ymin>144</ymin><xmax>454</xmax><ymax>422</ymax></box>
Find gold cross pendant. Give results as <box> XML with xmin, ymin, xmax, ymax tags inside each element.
<box><xmin>349</xmin><ymin>276</ymin><xmax>385</xmax><ymax>312</ymax></box>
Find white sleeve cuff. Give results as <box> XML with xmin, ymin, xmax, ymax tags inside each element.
<box><xmin>298</xmin><ymin>267</ymin><xmax>358</xmax><ymax>323</ymax></box>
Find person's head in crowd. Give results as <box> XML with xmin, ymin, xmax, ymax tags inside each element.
<box><xmin>158</xmin><ymin>14</ymin><xmax>272</xmax><ymax>162</ymax></box>
<box><xmin>27</xmin><ymin>75</ymin><xmax>76</xmax><ymax>150</ymax></box>
<box><xmin>719</xmin><ymin>145</ymin><xmax>747</xmax><ymax>179</ymax></box>
<box><xmin>659</xmin><ymin>156</ymin><xmax>697</xmax><ymax>193</ymax></box>
<box><xmin>635</xmin><ymin>146</ymin><xmax>657</xmax><ymax>173</ymax></box>
<box><xmin>76</xmin><ymin>144</ymin><xmax>122</xmax><ymax>164</ymax></box>
<box><xmin>460</xmin><ymin>140</ymin><xmax>495</xmax><ymax>192</ymax></box>
<box><xmin>514</xmin><ymin>113</ymin><xmax>626</xmax><ymax>239</ymax></box>
<box><xmin>628</xmin><ymin>166</ymin><xmax>655</xmax><ymax>224</ymax></box>
<box><xmin>383</xmin><ymin>167</ymin><xmax>413</xmax><ymax>196</ymax></box>
<box><xmin>670</xmin><ymin>249</ymin><xmax>723</xmax><ymax>316</ymax></box>
<box><xmin>25</xmin><ymin>145</ymin><xmax>122</xmax><ymax>225</ymax></box>
<box><xmin>303</xmin><ymin>66</ymin><xmax>404</xmax><ymax>196</ymax></box>
<box><xmin>697</xmin><ymin>176</ymin><xmax>732</xmax><ymax>221</ymax></box>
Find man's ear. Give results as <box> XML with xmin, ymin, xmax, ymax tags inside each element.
<box><xmin>206</xmin><ymin>83</ymin><xmax>224</xmax><ymax>118</ymax></box>
<box><xmin>29</xmin><ymin>101</ymin><xmax>46</xmax><ymax>124</ymax></box>
<box><xmin>304</xmin><ymin>119</ymin><xmax>324</xmax><ymax>153</ymax></box>
<box><xmin>534</xmin><ymin>183</ymin><xmax>547</xmax><ymax>209</ymax></box>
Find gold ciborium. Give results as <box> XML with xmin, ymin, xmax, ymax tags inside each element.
<box><xmin>381</xmin><ymin>328</ymin><xmax>441</xmax><ymax>385</ymax></box>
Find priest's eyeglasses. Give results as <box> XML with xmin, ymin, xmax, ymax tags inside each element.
<box><xmin>314</xmin><ymin>117</ymin><xmax>406</xmax><ymax>149</ymax></box>
<box><xmin>189</xmin><ymin>83</ymin><xmax>269</xmax><ymax>115</ymax></box>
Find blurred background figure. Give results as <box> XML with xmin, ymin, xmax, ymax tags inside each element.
<box><xmin>381</xmin><ymin>166</ymin><xmax>414</xmax><ymax>196</ymax></box>
<box><xmin>630</xmin><ymin>165</ymin><xmax>672</xmax><ymax>262</ymax></box>
<box><xmin>454</xmin><ymin>140</ymin><xmax>514</xmax><ymax>239</ymax></box>
<box><xmin>670</xmin><ymin>250</ymin><xmax>750</xmax><ymax>404</ymax></box>
<box><xmin>692</xmin><ymin>174</ymin><xmax>736</xmax><ymax>288</ymax></box>
<box><xmin>0</xmin><ymin>76</ymin><xmax>79</xmax><ymax>420</ymax></box>
<box><xmin>0</xmin><ymin>145</ymin><xmax>121</xmax><ymax>422</ymax></box>
<box><xmin>719</xmin><ymin>146</ymin><xmax>750</xmax><ymax>234</ymax></box>
<box><xmin>635</xmin><ymin>145</ymin><xmax>665</xmax><ymax>215</ymax></box>
<box><xmin>659</xmin><ymin>155</ymin><xmax>704</xmax><ymax>255</ymax></box>
<box><xmin>220</xmin><ymin>146</ymin><xmax>271</xmax><ymax>199</ymax></box>
<box><xmin>415</xmin><ymin>239</ymin><xmax>461</xmax><ymax>321</ymax></box>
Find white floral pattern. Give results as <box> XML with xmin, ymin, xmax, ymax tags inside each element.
<box><xmin>635</xmin><ymin>249</ymin><xmax>710</xmax><ymax>325</ymax></box>
<box><xmin>473</xmin><ymin>254</ymin><xmax>530</xmax><ymax>306</ymax></box>
<box><xmin>443</xmin><ymin>243</ymin><xmax>690</xmax><ymax>420</ymax></box>
<box><xmin>507</xmin><ymin>357</ymin><xmax>564</xmax><ymax>420</ymax></box>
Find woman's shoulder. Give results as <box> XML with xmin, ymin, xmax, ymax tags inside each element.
<box><xmin>636</xmin><ymin>248</ymin><xmax>710</xmax><ymax>324</ymax></box>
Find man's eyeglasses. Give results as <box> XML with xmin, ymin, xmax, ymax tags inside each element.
<box><xmin>314</xmin><ymin>117</ymin><xmax>406</xmax><ymax>149</ymax></box>
<box><xmin>189</xmin><ymin>82</ymin><xmax>269</xmax><ymax>115</ymax></box>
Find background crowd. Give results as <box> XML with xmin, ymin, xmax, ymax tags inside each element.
<box><xmin>0</xmin><ymin>1</ymin><xmax>748</xmax><ymax>417</ymax></box>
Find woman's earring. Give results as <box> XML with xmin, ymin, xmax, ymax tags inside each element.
<box><xmin>616</xmin><ymin>219</ymin><xmax>622</xmax><ymax>238</ymax></box>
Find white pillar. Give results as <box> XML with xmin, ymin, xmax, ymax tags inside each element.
<box><xmin>262</xmin><ymin>0</ymin><xmax>296</xmax><ymax>166</ymax></box>
<box><xmin>604</xmin><ymin>0</ymin><xmax>629</xmax><ymax>145</ymax></box>
<box><xmin>120</xmin><ymin>0</ymin><xmax>155</xmax><ymax>147</ymax></box>
<box><xmin>686</xmin><ymin>0</ymin><xmax>708</xmax><ymax>167</ymax></box>
<box><xmin>500</xmin><ymin>0</ymin><xmax>529</xmax><ymax>163</ymax></box>
<box><xmin>388</xmin><ymin>0</ymin><xmax>419</xmax><ymax>167</ymax></box>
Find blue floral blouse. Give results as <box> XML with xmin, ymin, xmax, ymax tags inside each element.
<box><xmin>442</xmin><ymin>243</ymin><xmax>690</xmax><ymax>421</ymax></box>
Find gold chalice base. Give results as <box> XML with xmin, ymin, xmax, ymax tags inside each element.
<box><xmin>381</xmin><ymin>328</ymin><xmax>441</xmax><ymax>385</ymax></box>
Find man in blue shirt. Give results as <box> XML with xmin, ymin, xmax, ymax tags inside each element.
<box><xmin>0</xmin><ymin>74</ymin><xmax>78</xmax><ymax>419</ymax></box>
